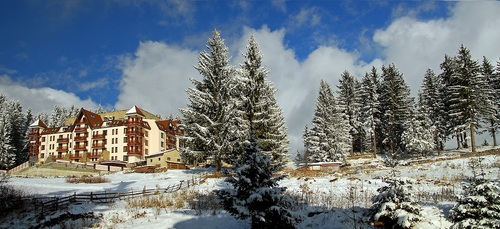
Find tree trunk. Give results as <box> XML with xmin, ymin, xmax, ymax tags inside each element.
<box><xmin>456</xmin><ymin>130</ymin><xmax>461</xmax><ymax>149</ymax></box>
<box><xmin>491</xmin><ymin>119</ymin><xmax>497</xmax><ymax>147</ymax></box>
<box><xmin>470</xmin><ymin>122</ymin><xmax>476</xmax><ymax>153</ymax></box>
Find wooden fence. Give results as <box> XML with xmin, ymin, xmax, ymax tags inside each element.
<box><xmin>30</xmin><ymin>176</ymin><xmax>205</xmax><ymax>216</ymax></box>
<box><xmin>7</xmin><ymin>161</ymin><xmax>30</xmax><ymax>174</ymax></box>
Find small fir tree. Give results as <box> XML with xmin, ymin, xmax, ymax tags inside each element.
<box><xmin>370</xmin><ymin>177</ymin><xmax>422</xmax><ymax>229</ymax></box>
<box><xmin>216</xmin><ymin>136</ymin><xmax>301</xmax><ymax>229</ymax></box>
<box><xmin>450</xmin><ymin>158</ymin><xmax>500</xmax><ymax>228</ymax></box>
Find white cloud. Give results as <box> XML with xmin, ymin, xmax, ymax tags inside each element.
<box><xmin>0</xmin><ymin>75</ymin><xmax>97</xmax><ymax>114</ymax></box>
<box><xmin>115</xmin><ymin>41</ymin><xmax>198</xmax><ymax>117</ymax></box>
<box><xmin>373</xmin><ymin>1</ymin><xmax>500</xmax><ymax>95</ymax></box>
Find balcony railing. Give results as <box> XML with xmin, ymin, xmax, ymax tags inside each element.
<box><xmin>126</xmin><ymin>130</ymin><xmax>144</xmax><ymax>136</ymax></box>
<box><xmin>70</xmin><ymin>153</ymin><xmax>82</xmax><ymax>159</ymax></box>
<box><xmin>74</xmin><ymin>127</ymin><xmax>88</xmax><ymax>133</ymax></box>
<box><xmin>74</xmin><ymin>136</ymin><xmax>87</xmax><ymax>142</ymax></box>
<box><xmin>87</xmin><ymin>153</ymin><xmax>102</xmax><ymax>159</ymax></box>
<box><xmin>56</xmin><ymin>146</ymin><xmax>69</xmax><ymax>152</ymax></box>
<box><xmin>92</xmin><ymin>134</ymin><xmax>106</xmax><ymax>139</ymax></box>
<box><xmin>74</xmin><ymin>145</ymin><xmax>87</xmax><ymax>150</ymax></box>
<box><xmin>57</xmin><ymin>138</ymin><xmax>69</xmax><ymax>143</ymax></box>
<box><xmin>126</xmin><ymin>121</ymin><xmax>142</xmax><ymax>126</ymax></box>
<box><xmin>92</xmin><ymin>143</ymin><xmax>106</xmax><ymax>148</ymax></box>
<box><xmin>127</xmin><ymin>149</ymin><xmax>142</xmax><ymax>156</ymax></box>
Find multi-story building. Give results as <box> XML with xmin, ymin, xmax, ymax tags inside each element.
<box><xmin>28</xmin><ymin>106</ymin><xmax>183</xmax><ymax>164</ymax></box>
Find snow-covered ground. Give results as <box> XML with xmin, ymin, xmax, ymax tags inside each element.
<box><xmin>1</xmin><ymin>149</ymin><xmax>499</xmax><ymax>229</ymax></box>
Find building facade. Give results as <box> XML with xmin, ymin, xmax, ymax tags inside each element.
<box><xmin>28</xmin><ymin>106</ymin><xmax>183</xmax><ymax>164</ymax></box>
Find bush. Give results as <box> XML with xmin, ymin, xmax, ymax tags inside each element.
<box><xmin>0</xmin><ymin>173</ymin><xmax>29</xmax><ymax>217</ymax></box>
<box><xmin>65</xmin><ymin>175</ymin><xmax>110</xmax><ymax>183</ymax></box>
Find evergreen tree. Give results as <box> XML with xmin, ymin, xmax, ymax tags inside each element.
<box><xmin>447</xmin><ymin>45</ymin><xmax>493</xmax><ymax>153</ymax></box>
<box><xmin>0</xmin><ymin>99</ymin><xmax>16</xmax><ymax>170</ymax></box>
<box><xmin>239</xmin><ymin>35</ymin><xmax>289</xmax><ymax>166</ymax></box>
<box><xmin>402</xmin><ymin>97</ymin><xmax>436</xmax><ymax>157</ymax></box>
<box><xmin>481</xmin><ymin>57</ymin><xmax>498</xmax><ymax>146</ymax></box>
<box><xmin>180</xmin><ymin>30</ymin><xmax>239</xmax><ymax>172</ymax></box>
<box><xmin>337</xmin><ymin>70</ymin><xmax>363</xmax><ymax>154</ymax></box>
<box><xmin>439</xmin><ymin>54</ymin><xmax>467</xmax><ymax>149</ymax></box>
<box><xmin>6</xmin><ymin>100</ymin><xmax>28</xmax><ymax>165</ymax></box>
<box><xmin>216</xmin><ymin>136</ymin><xmax>301</xmax><ymax>229</ymax></box>
<box><xmin>450</xmin><ymin>158</ymin><xmax>500</xmax><ymax>228</ymax></box>
<box><xmin>420</xmin><ymin>69</ymin><xmax>447</xmax><ymax>151</ymax></box>
<box><xmin>379</xmin><ymin>64</ymin><xmax>412</xmax><ymax>156</ymax></box>
<box><xmin>305</xmin><ymin>80</ymin><xmax>350</xmax><ymax>163</ymax></box>
<box><xmin>370</xmin><ymin>177</ymin><xmax>422</xmax><ymax>228</ymax></box>
<box><xmin>360</xmin><ymin>67</ymin><xmax>381</xmax><ymax>156</ymax></box>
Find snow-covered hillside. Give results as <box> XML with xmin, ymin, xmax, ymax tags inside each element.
<box><xmin>1</xmin><ymin>149</ymin><xmax>498</xmax><ymax>229</ymax></box>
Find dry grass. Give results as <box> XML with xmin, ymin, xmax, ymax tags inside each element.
<box><xmin>65</xmin><ymin>175</ymin><xmax>110</xmax><ymax>184</ymax></box>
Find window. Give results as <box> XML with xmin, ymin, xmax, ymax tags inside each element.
<box><xmin>167</xmin><ymin>157</ymin><xmax>171</xmax><ymax>161</ymax></box>
<box><xmin>177</xmin><ymin>158</ymin><xmax>181</xmax><ymax>162</ymax></box>
<box><xmin>41</xmin><ymin>145</ymin><xmax>45</xmax><ymax>150</ymax></box>
<box><xmin>145</xmin><ymin>131</ymin><xmax>148</xmax><ymax>137</ymax></box>
<box><xmin>161</xmin><ymin>133</ymin><xmax>164</xmax><ymax>138</ymax></box>
<box><xmin>40</xmin><ymin>153</ymin><xmax>44</xmax><ymax>158</ymax></box>
<box><xmin>112</xmin><ymin>138</ymin><xmax>114</xmax><ymax>144</ymax></box>
<box><xmin>41</xmin><ymin>137</ymin><xmax>45</xmax><ymax>142</ymax></box>
<box><xmin>145</xmin><ymin>140</ymin><xmax>148</xmax><ymax>146</ymax></box>
<box><xmin>123</xmin><ymin>146</ymin><xmax>127</xmax><ymax>152</ymax></box>
<box><xmin>150</xmin><ymin>159</ymin><xmax>153</xmax><ymax>162</ymax></box>
<box><xmin>161</xmin><ymin>142</ymin><xmax>164</xmax><ymax>147</ymax></box>
<box><xmin>158</xmin><ymin>158</ymin><xmax>161</xmax><ymax>161</ymax></box>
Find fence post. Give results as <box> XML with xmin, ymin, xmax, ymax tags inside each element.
<box><xmin>90</xmin><ymin>192</ymin><xmax>93</xmax><ymax>202</ymax></box>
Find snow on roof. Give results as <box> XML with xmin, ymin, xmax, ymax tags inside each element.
<box><xmin>29</xmin><ymin>119</ymin><xmax>47</xmax><ymax>128</ymax></box>
<box><xmin>125</xmin><ymin>105</ymin><xmax>146</xmax><ymax>117</ymax></box>
<box><xmin>145</xmin><ymin>148</ymin><xmax>178</xmax><ymax>158</ymax></box>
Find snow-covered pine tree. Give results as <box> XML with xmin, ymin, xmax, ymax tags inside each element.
<box><xmin>360</xmin><ymin>67</ymin><xmax>381</xmax><ymax>156</ymax></box>
<box><xmin>180</xmin><ymin>29</ymin><xmax>240</xmax><ymax>172</ymax></box>
<box><xmin>450</xmin><ymin>158</ymin><xmax>500</xmax><ymax>228</ymax></box>
<box><xmin>379</xmin><ymin>64</ymin><xmax>412</xmax><ymax>156</ymax></box>
<box><xmin>439</xmin><ymin>54</ymin><xmax>467</xmax><ymax>149</ymax></box>
<box><xmin>0</xmin><ymin>98</ymin><xmax>16</xmax><ymax>170</ymax></box>
<box><xmin>337</xmin><ymin>70</ymin><xmax>363</xmax><ymax>154</ymax></box>
<box><xmin>239</xmin><ymin>35</ymin><xmax>289</xmax><ymax>166</ymax></box>
<box><xmin>481</xmin><ymin>57</ymin><xmax>498</xmax><ymax>146</ymax></box>
<box><xmin>216</xmin><ymin>135</ymin><xmax>301</xmax><ymax>229</ymax></box>
<box><xmin>305</xmin><ymin>80</ymin><xmax>351</xmax><ymax>163</ymax></box>
<box><xmin>447</xmin><ymin>45</ymin><xmax>494</xmax><ymax>153</ymax></box>
<box><xmin>402</xmin><ymin>96</ymin><xmax>436</xmax><ymax>157</ymax></box>
<box><xmin>6</xmin><ymin>100</ymin><xmax>29</xmax><ymax>166</ymax></box>
<box><xmin>420</xmin><ymin>69</ymin><xmax>447</xmax><ymax>151</ymax></box>
<box><xmin>370</xmin><ymin>177</ymin><xmax>422</xmax><ymax>228</ymax></box>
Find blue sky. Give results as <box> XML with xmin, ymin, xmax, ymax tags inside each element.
<box><xmin>1</xmin><ymin>1</ymin><xmax>499</xmax><ymax>152</ymax></box>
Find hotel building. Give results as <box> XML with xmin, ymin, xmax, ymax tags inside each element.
<box><xmin>28</xmin><ymin>106</ymin><xmax>183</xmax><ymax>164</ymax></box>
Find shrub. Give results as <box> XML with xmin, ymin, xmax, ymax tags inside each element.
<box><xmin>65</xmin><ymin>175</ymin><xmax>110</xmax><ymax>183</ymax></box>
<box><xmin>0</xmin><ymin>173</ymin><xmax>29</xmax><ymax>217</ymax></box>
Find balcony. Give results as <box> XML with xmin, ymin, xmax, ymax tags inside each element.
<box><xmin>74</xmin><ymin>145</ymin><xmax>87</xmax><ymax>151</ymax></box>
<box><xmin>92</xmin><ymin>143</ymin><xmax>106</xmax><ymax>149</ymax></box>
<box><xmin>127</xmin><ymin>139</ymin><xmax>143</xmax><ymax>145</ymax></box>
<box><xmin>126</xmin><ymin>120</ymin><xmax>142</xmax><ymax>126</ymax></box>
<box><xmin>127</xmin><ymin>149</ymin><xmax>142</xmax><ymax>156</ymax></box>
<box><xmin>74</xmin><ymin>127</ymin><xmax>88</xmax><ymax>133</ymax></box>
<box><xmin>126</xmin><ymin>130</ymin><xmax>144</xmax><ymax>136</ymax></box>
<box><xmin>74</xmin><ymin>136</ymin><xmax>88</xmax><ymax>142</ymax></box>
<box><xmin>87</xmin><ymin>153</ymin><xmax>102</xmax><ymax>159</ymax></box>
<box><xmin>92</xmin><ymin>134</ymin><xmax>106</xmax><ymax>139</ymax></box>
<box><xmin>57</xmin><ymin>138</ymin><xmax>69</xmax><ymax>143</ymax></box>
<box><xmin>70</xmin><ymin>153</ymin><xmax>82</xmax><ymax>159</ymax></box>
<box><xmin>56</xmin><ymin>146</ymin><xmax>69</xmax><ymax>152</ymax></box>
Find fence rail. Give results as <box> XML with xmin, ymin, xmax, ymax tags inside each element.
<box><xmin>30</xmin><ymin>175</ymin><xmax>205</xmax><ymax>216</ymax></box>
<box><xmin>7</xmin><ymin>161</ymin><xmax>30</xmax><ymax>174</ymax></box>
